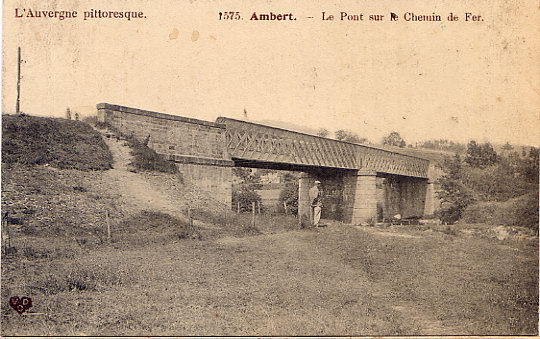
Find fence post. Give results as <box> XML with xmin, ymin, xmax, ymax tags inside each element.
<box><xmin>252</xmin><ymin>201</ymin><xmax>256</xmax><ymax>228</ymax></box>
<box><xmin>258</xmin><ymin>201</ymin><xmax>261</xmax><ymax>214</ymax></box>
<box><xmin>237</xmin><ymin>202</ymin><xmax>240</xmax><ymax>214</ymax></box>
<box><xmin>2</xmin><ymin>212</ymin><xmax>11</xmax><ymax>251</ymax></box>
<box><xmin>188</xmin><ymin>207</ymin><xmax>193</xmax><ymax>230</ymax></box>
<box><xmin>105</xmin><ymin>210</ymin><xmax>112</xmax><ymax>243</ymax></box>
<box><xmin>283</xmin><ymin>202</ymin><xmax>288</xmax><ymax>215</ymax></box>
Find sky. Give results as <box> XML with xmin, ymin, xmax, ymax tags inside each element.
<box><xmin>2</xmin><ymin>0</ymin><xmax>539</xmax><ymax>146</ymax></box>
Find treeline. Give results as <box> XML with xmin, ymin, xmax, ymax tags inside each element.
<box><xmin>232</xmin><ymin>167</ymin><xmax>297</xmax><ymax>213</ymax></box>
<box><xmin>416</xmin><ymin>139</ymin><xmax>466</xmax><ymax>153</ymax></box>
<box><xmin>317</xmin><ymin>129</ymin><xmax>408</xmax><ymax>148</ymax></box>
<box><xmin>316</xmin><ymin>129</ymin><xmax>478</xmax><ymax>152</ymax></box>
<box><xmin>436</xmin><ymin>141</ymin><xmax>538</xmax><ymax>228</ymax></box>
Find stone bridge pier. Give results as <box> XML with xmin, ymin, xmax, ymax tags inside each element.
<box><xmin>299</xmin><ymin>170</ymin><xmax>428</xmax><ymax>225</ymax></box>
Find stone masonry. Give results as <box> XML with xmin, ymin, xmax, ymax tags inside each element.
<box><xmin>97</xmin><ymin>103</ymin><xmax>233</xmax><ymax>205</ymax></box>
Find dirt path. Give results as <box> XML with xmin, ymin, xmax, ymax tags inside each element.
<box><xmin>100</xmin><ymin>135</ymin><xmax>182</xmax><ymax>216</ymax></box>
<box><xmin>97</xmin><ymin>131</ymin><xmax>219</xmax><ymax>229</ymax></box>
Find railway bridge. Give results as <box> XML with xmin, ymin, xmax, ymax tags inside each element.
<box><xmin>98</xmin><ymin>103</ymin><xmax>433</xmax><ymax>224</ymax></box>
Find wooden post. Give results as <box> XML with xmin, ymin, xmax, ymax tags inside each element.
<box><xmin>188</xmin><ymin>207</ymin><xmax>193</xmax><ymax>230</ymax></box>
<box><xmin>16</xmin><ymin>47</ymin><xmax>21</xmax><ymax>114</ymax></box>
<box><xmin>237</xmin><ymin>201</ymin><xmax>240</xmax><ymax>213</ymax></box>
<box><xmin>283</xmin><ymin>202</ymin><xmax>288</xmax><ymax>215</ymax></box>
<box><xmin>251</xmin><ymin>201</ymin><xmax>256</xmax><ymax>228</ymax></box>
<box><xmin>105</xmin><ymin>210</ymin><xmax>111</xmax><ymax>243</ymax></box>
<box><xmin>2</xmin><ymin>212</ymin><xmax>10</xmax><ymax>250</ymax></box>
<box><xmin>258</xmin><ymin>201</ymin><xmax>261</xmax><ymax>214</ymax></box>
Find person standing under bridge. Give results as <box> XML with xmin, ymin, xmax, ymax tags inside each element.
<box><xmin>309</xmin><ymin>180</ymin><xmax>323</xmax><ymax>227</ymax></box>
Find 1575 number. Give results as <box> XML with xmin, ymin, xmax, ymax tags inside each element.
<box><xmin>219</xmin><ymin>12</ymin><xmax>241</xmax><ymax>20</ymax></box>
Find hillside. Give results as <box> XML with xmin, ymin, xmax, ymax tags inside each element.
<box><xmin>1</xmin><ymin>115</ymin><xmax>249</xmax><ymax>246</ymax></box>
<box><xmin>382</xmin><ymin>146</ymin><xmax>455</xmax><ymax>165</ymax></box>
<box><xmin>2</xmin><ymin>114</ymin><xmax>113</xmax><ymax>170</ymax></box>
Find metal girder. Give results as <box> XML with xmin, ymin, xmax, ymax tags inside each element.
<box><xmin>216</xmin><ymin>117</ymin><xmax>429</xmax><ymax>178</ymax></box>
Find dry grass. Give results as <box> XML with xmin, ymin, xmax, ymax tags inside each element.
<box><xmin>99</xmin><ymin>123</ymin><xmax>179</xmax><ymax>174</ymax></box>
<box><xmin>1</xmin><ymin>224</ymin><xmax>537</xmax><ymax>336</ymax></box>
<box><xmin>2</xmin><ymin>114</ymin><xmax>113</xmax><ymax>170</ymax></box>
<box><xmin>188</xmin><ymin>207</ymin><xmax>298</xmax><ymax>237</ymax></box>
<box><xmin>1</xmin><ymin>164</ymin><xmax>123</xmax><ymax>245</ymax></box>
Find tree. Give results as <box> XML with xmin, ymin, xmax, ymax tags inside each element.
<box><xmin>279</xmin><ymin>180</ymin><xmax>299</xmax><ymax>215</ymax></box>
<box><xmin>232</xmin><ymin>167</ymin><xmax>262</xmax><ymax>185</ymax></box>
<box><xmin>435</xmin><ymin>154</ymin><xmax>476</xmax><ymax>223</ymax></box>
<box><xmin>464</xmin><ymin>141</ymin><xmax>498</xmax><ymax>168</ymax></box>
<box><xmin>334</xmin><ymin>129</ymin><xmax>368</xmax><ymax>144</ymax></box>
<box><xmin>233</xmin><ymin>167</ymin><xmax>253</xmax><ymax>183</ymax></box>
<box><xmin>316</xmin><ymin>128</ymin><xmax>329</xmax><ymax>138</ymax></box>
<box><xmin>281</xmin><ymin>172</ymin><xmax>296</xmax><ymax>183</ymax></box>
<box><xmin>518</xmin><ymin>147</ymin><xmax>539</xmax><ymax>183</ymax></box>
<box><xmin>501</xmin><ymin>142</ymin><xmax>513</xmax><ymax>151</ymax></box>
<box><xmin>417</xmin><ymin>139</ymin><xmax>466</xmax><ymax>153</ymax></box>
<box><xmin>232</xmin><ymin>185</ymin><xmax>262</xmax><ymax>212</ymax></box>
<box><xmin>382</xmin><ymin>131</ymin><xmax>406</xmax><ymax>148</ymax></box>
<box><xmin>232</xmin><ymin>167</ymin><xmax>263</xmax><ymax>212</ymax></box>
<box><xmin>480</xmin><ymin>143</ymin><xmax>499</xmax><ymax>166</ymax></box>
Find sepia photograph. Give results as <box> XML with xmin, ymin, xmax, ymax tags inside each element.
<box><xmin>1</xmin><ymin>0</ymin><xmax>539</xmax><ymax>336</ymax></box>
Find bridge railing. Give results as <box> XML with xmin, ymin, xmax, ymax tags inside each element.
<box><xmin>217</xmin><ymin>117</ymin><xmax>429</xmax><ymax>178</ymax></box>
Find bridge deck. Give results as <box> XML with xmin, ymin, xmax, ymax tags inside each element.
<box><xmin>216</xmin><ymin>117</ymin><xmax>429</xmax><ymax>178</ymax></box>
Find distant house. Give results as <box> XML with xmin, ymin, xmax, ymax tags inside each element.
<box><xmin>259</xmin><ymin>172</ymin><xmax>281</xmax><ymax>184</ymax></box>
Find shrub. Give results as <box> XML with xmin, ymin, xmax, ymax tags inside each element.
<box><xmin>461</xmin><ymin>164</ymin><xmax>532</xmax><ymax>202</ymax></box>
<box><xmin>278</xmin><ymin>181</ymin><xmax>299</xmax><ymax>215</ymax></box>
<box><xmin>128</xmin><ymin>137</ymin><xmax>179</xmax><ymax>174</ymax></box>
<box><xmin>505</xmin><ymin>192</ymin><xmax>539</xmax><ymax>228</ymax></box>
<box><xmin>102</xmin><ymin>123</ymin><xmax>179</xmax><ymax>175</ymax></box>
<box><xmin>232</xmin><ymin>185</ymin><xmax>262</xmax><ymax>213</ymax></box>
<box><xmin>461</xmin><ymin>202</ymin><xmax>498</xmax><ymax>224</ymax></box>
<box><xmin>461</xmin><ymin>192</ymin><xmax>538</xmax><ymax>229</ymax></box>
<box><xmin>115</xmin><ymin>210</ymin><xmax>200</xmax><ymax>244</ymax></box>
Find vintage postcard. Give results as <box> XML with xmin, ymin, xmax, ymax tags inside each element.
<box><xmin>1</xmin><ymin>0</ymin><xmax>538</xmax><ymax>336</ymax></box>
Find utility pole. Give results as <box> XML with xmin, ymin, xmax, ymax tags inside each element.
<box><xmin>16</xmin><ymin>47</ymin><xmax>21</xmax><ymax>114</ymax></box>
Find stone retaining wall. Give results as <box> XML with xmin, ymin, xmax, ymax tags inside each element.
<box><xmin>97</xmin><ymin>103</ymin><xmax>232</xmax><ymax>205</ymax></box>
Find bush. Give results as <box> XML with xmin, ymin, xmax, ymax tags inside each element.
<box><xmin>115</xmin><ymin>210</ymin><xmax>200</xmax><ymax>244</ymax></box>
<box><xmin>232</xmin><ymin>185</ymin><xmax>262</xmax><ymax>213</ymax></box>
<box><xmin>128</xmin><ymin>137</ymin><xmax>179</xmax><ymax>174</ymax></box>
<box><xmin>435</xmin><ymin>157</ymin><xmax>476</xmax><ymax>224</ymax></box>
<box><xmin>278</xmin><ymin>181</ymin><xmax>299</xmax><ymax>215</ymax></box>
<box><xmin>461</xmin><ymin>202</ymin><xmax>498</xmax><ymax>224</ymax></box>
<box><xmin>461</xmin><ymin>164</ymin><xmax>532</xmax><ymax>202</ymax></box>
<box><xmin>103</xmin><ymin>123</ymin><xmax>179</xmax><ymax>175</ymax></box>
<box><xmin>2</xmin><ymin>114</ymin><xmax>113</xmax><ymax>170</ymax></box>
<box><xmin>461</xmin><ymin>192</ymin><xmax>539</xmax><ymax>229</ymax></box>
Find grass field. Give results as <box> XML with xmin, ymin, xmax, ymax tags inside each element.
<box><xmin>2</xmin><ymin>221</ymin><xmax>537</xmax><ymax>336</ymax></box>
